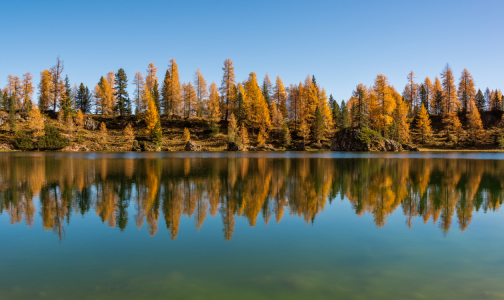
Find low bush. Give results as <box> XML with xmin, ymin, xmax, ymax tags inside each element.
<box><xmin>358</xmin><ymin>127</ymin><xmax>382</xmax><ymax>144</ymax></box>
<box><xmin>38</xmin><ymin>125</ymin><xmax>69</xmax><ymax>150</ymax></box>
<box><xmin>14</xmin><ymin>131</ymin><xmax>35</xmax><ymax>150</ymax></box>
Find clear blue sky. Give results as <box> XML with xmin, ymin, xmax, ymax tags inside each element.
<box><xmin>1</xmin><ymin>0</ymin><xmax>503</xmax><ymax>102</ymax></box>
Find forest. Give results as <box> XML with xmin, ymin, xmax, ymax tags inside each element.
<box><xmin>1</xmin><ymin>57</ymin><xmax>503</xmax><ymax>151</ymax></box>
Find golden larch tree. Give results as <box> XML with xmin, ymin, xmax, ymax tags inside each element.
<box><xmin>132</xmin><ymin>71</ymin><xmax>146</xmax><ymax>113</ymax></box>
<box><xmin>431</xmin><ymin>76</ymin><xmax>443</xmax><ymax>114</ymax></box>
<box><xmin>29</xmin><ymin>108</ymin><xmax>44</xmax><ymax>136</ymax></box>
<box><xmin>182</xmin><ymin>82</ymin><xmax>197</xmax><ymax>118</ymax></box>
<box><xmin>193</xmin><ymin>68</ymin><xmax>208</xmax><ymax>117</ymax></box>
<box><xmin>392</xmin><ymin>91</ymin><xmax>410</xmax><ymax>143</ymax></box>
<box><xmin>457</xmin><ymin>68</ymin><xmax>476</xmax><ymax>112</ymax></box>
<box><xmin>466</xmin><ymin>99</ymin><xmax>484</xmax><ymax>141</ymax></box>
<box><xmin>124</xmin><ymin>123</ymin><xmax>135</xmax><ymax>147</ymax></box>
<box><xmin>164</xmin><ymin>59</ymin><xmax>182</xmax><ymax>115</ymax></box>
<box><xmin>76</xmin><ymin>109</ymin><xmax>84</xmax><ymax>128</ymax></box>
<box><xmin>220</xmin><ymin>58</ymin><xmax>236</xmax><ymax>120</ymax></box>
<box><xmin>145</xmin><ymin>62</ymin><xmax>158</xmax><ymax>91</ymax></box>
<box><xmin>206</xmin><ymin>82</ymin><xmax>220</xmax><ymax>119</ymax></box>
<box><xmin>441</xmin><ymin>64</ymin><xmax>459</xmax><ymax>114</ymax></box>
<box><xmin>372</xmin><ymin>74</ymin><xmax>396</xmax><ymax>134</ymax></box>
<box><xmin>94</xmin><ymin>76</ymin><xmax>115</xmax><ymax>115</ymax></box>
<box><xmin>20</xmin><ymin>72</ymin><xmax>34</xmax><ymax>111</ymax></box>
<box><xmin>272</xmin><ymin>76</ymin><xmax>288</xmax><ymax>118</ymax></box>
<box><xmin>244</xmin><ymin>72</ymin><xmax>271</xmax><ymax>131</ymax></box>
<box><xmin>144</xmin><ymin>88</ymin><xmax>159</xmax><ymax>135</ymax></box>
<box><xmin>38</xmin><ymin>69</ymin><xmax>54</xmax><ymax>111</ymax></box>
<box><xmin>416</xmin><ymin>104</ymin><xmax>432</xmax><ymax>144</ymax></box>
<box><xmin>50</xmin><ymin>56</ymin><xmax>65</xmax><ymax>111</ymax></box>
<box><xmin>183</xmin><ymin>127</ymin><xmax>190</xmax><ymax>142</ymax></box>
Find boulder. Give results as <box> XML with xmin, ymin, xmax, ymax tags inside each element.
<box><xmin>290</xmin><ymin>142</ymin><xmax>306</xmax><ymax>151</ymax></box>
<box><xmin>402</xmin><ymin>144</ymin><xmax>420</xmax><ymax>151</ymax></box>
<box><xmin>62</xmin><ymin>145</ymin><xmax>89</xmax><ymax>152</ymax></box>
<box><xmin>184</xmin><ymin>141</ymin><xmax>201</xmax><ymax>151</ymax></box>
<box><xmin>227</xmin><ymin>142</ymin><xmax>241</xmax><ymax>151</ymax></box>
<box><xmin>257</xmin><ymin>144</ymin><xmax>275</xmax><ymax>151</ymax></box>
<box><xmin>331</xmin><ymin>128</ymin><xmax>405</xmax><ymax>152</ymax></box>
<box><xmin>0</xmin><ymin>143</ymin><xmax>14</xmax><ymax>151</ymax></box>
<box><xmin>84</xmin><ymin>118</ymin><xmax>99</xmax><ymax>130</ymax></box>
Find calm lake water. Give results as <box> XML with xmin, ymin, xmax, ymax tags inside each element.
<box><xmin>1</xmin><ymin>152</ymin><xmax>504</xmax><ymax>300</ymax></box>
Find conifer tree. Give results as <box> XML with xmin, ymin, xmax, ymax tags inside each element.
<box><xmin>422</xmin><ymin>77</ymin><xmax>434</xmax><ymax>112</ymax></box>
<box><xmin>132</xmin><ymin>71</ymin><xmax>146</xmax><ymax>114</ymax></box>
<box><xmin>220</xmin><ymin>58</ymin><xmax>235</xmax><ymax>120</ymax></box>
<box><xmin>403</xmin><ymin>71</ymin><xmax>419</xmax><ymax>114</ymax></box>
<box><xmin>245</xmin><ymin>72</ymin><xmax>271</xmax><ymax>131</ymax></box>
<box><xmin>272</xmin><ymin>76</ymin><xmax>288</xmax><ymax>118</ymax></box>
<box><xmin>261</xmin><ymin>73</ymin><xmax>272</xmax><ymax>106</ymax></box>
<box><xmin>238</xmin><ymin>126</ymin><xmax>249</xmax><ymax>148</ymax></box>
<box><xmin>416</xmin><ymin>104</ymin><xmax>432</xmax><ymax>144</ymax></box>
<box><xmin>257</xmin><ymin>124</ymin><xmax>267</xmax><ymax>147</ymax></box>
<box><xmin>60</xmin><ymin>75</ymin><xmax>74</xmax><ymax>116</ymax></box>
<box><xmin>467</xmin><ymin>99</ymin><xmax>484</xmax><ymax>142</ymax></box>
<box><xmin>288</xmin><ymin>83</ymin><xmax>302</xmax><ymax>130</ymax></box>
<box><xmin>99</xmin><ymin>122</ymin><xmax>107</xmax><ymax>145</ymax></box>
<box><xmin>144</xmin><ymin>88</ymin><xmax>159</xmax><ymax>136</ymax></box>
<box><xmin>124</xmin><ymin>123</ymin><xmax>135</xmax><ymax>147</ymax></box>
<box><xmin>21</xmin><ymin>72</ymin><xmax>34</xmax><ymax>113</ymax></box>
<box><xmin>233</xmin><ymin>83</ymin><xmax>246</xmax><ymax>122</ymax></box>
<box><xmin>8</xmin><ymin>94</ymin><xmax>16</xmax><ymax>131</ymax></box>
<box><xmin>373</xmin><ymin>74</ymin><xmax>396</xmax><ymax>135</ymax></box>
<box><xmin>38</xmin><ymin>69</ymin><xmax>53</xmax><ymax>111</ymax></box>
<box><xmin>50</xmin><ymin>56</ymin><xmax>65</xmax><ymax>111</ymax></box>
<box><xmin>441</xmin><ymin>64</ymin><xmax>459</xmax><ymax>113</ymax></box>
<box><xmin>66</xmin><ymin>114</ymin><xmax>74</xmax><ymax>135</ymax></box>
<box><xmin>1</xmin><ymin>90</ymin><xmax>8</xmax><ymax>111</ymax></box>
<box><xmin>206</xmin><ymin>82</ymin><xmax>220</xmax><ymax>119</ymax></box>
<box><xmin>475</xmin><ymin>89</ymin><xmax>485</xmax><ymax>111</ymax></box>
<box><xmin>193</xmin><ymin>68</ymin><xmax>207</xmax><ymax>117</ymax></box>
<box><xmin>182</xmin><ymin>82</ymin><xmax>197</xmax><ymax>118</ymax></box>
<box><xmin>152</xmin><ymin>120</ymin><xmax>162</xmax><ymax>148</ymax></box>
<box><xmin>351</xmin><ymin>83</ymin><xmax>368</xmax><ymax>128</ymax></box>
<box><xmin>340</xmin><ymin>100</ymin><xmax>350</xmax><ymax>128</ymax></box>
<box><xmin>330</xmin><ymin>95</ymin><xmax>340</xmax><ymax>130</ymax></box>
<box><xmin>443</xmin><ymin>111</ymin><xmax>463</xmax><ymax>141</ymax></box>
<box><xmin>145</xmin><ymin>63</ymin><xmax>158</xmax><ymax>91</ymax></box>
<box><xmin>484</xmin><ymin>88</ymin><xmax>492</xmax><ymax>111</ymax></box>
<box><xmin>76</xmin><ymin>109</ymin><xmax>84</xmax><ymax>128</ymax></box>
<box><xmin>432</xmin><ymin>77</ymin><xmax>443</xmax><ymax>115</ymax></box>
<box><xmin>303</xmin><ymin>75</ymin><xmax>318</xmax><ymax>122</ymax></box>
<box><xmin>183</xmin><ymin>127</ymin><xmax>190</xmax><ymax>143</ymax></box>
<box><xmin>457</xmin><ymin>68</ymin><xmax>476</xmax><ymax>112</ymax></box>
<box><xmin>115</xmin><ymin>68</ymin><xmax>130</xmax><ymax>116</ymax></box>
<box><xmin>228</xmin><ymin>113</ymin><xmax>238</xmax><ymax>143</ymax></box>
<box><xmin>312</xmin><ymin>106</ymin><xmax>325</xmax><ymax>144</ymax></box>
<box><xmin>163</xmin><ymin>59</ymin><xmax>182</xmax><ymax>116</ymax></box>
<box><xmin>299</xmin><ymin>119</ymin><xmax>310</xmax><ymax>146</ymax></box>
<box><xmin>152</xmin><ymin>80</ymin><xmax>160</xmax><ymax>113</ymax></box>
<box><xmin>94</xmin><ymin>76</ymin><xmax>114</xmax><ymax>115</ymax></box>
<box><xmin>490</xmin><ymin>89</ymin><xmax>502</xmax><ymax>111</ymax></box>
<box><xmin>392</xmin><ymin>94</ymin><xmax>410</xmax><ymax>143</ymax></box>
<box><xmin>29</xmin><ymin>108</ymin><xmax>44</xmax><ymax>136</ymax></box>
<box><xmin>281</xmin><ymin>119</ymin><xmax>292</xmax><ymax>148</ymax></box>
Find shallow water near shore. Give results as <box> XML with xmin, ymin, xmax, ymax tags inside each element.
<box><xmin>1</xmin><ymin>151</ymin><xmax>504</xmax><ymax>299</ymax></box>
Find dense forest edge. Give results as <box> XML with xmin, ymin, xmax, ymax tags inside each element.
<box><xmin>1</xmin><ymin>57</ymin><xmax>503</xmax><ymax>152</ymax></box>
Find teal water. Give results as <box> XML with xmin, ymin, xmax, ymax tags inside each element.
<box><xmin>0</xmin><ymin>152</ymin><xmax>503</xmax><ymax>299</ymax></box>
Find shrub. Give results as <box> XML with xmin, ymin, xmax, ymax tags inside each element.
<box><xmin>14</xmin><ymin>131</ymin><xmax>35</xmax><ymax>150</ymax></box>
<box><xmin>38</xmin><ymin>125</ymin><xmax>69</xmax><ymax>150</ymax></box>
<box><xmin>358</xmin><ymin>127</ymin><xmax>382</xmax><ymax>144</ymax></box>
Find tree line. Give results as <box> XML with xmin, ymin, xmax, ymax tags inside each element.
<box><xmin>2</xmin><ymin>57</ymin><xmax>503</xmax><ymax>148</ymax></box>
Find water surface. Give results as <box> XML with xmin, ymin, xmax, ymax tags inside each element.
<box><xmin>1</xmin><ymin>152</ymin><xmax>503</xmax><ymax>299</ymax></box>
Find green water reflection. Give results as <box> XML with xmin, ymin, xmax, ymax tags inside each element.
<box><xmin>0</xmin><ymin>152</ymin><xmax>503</xmax><ymax>299</ymax></box>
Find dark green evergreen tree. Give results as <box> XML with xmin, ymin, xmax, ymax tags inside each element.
<box><xmin>76</xmin><ymin>83</ymin><xmax>92</xmax><ymax>114</ymax></box>
<box><xmin>1</xmin><ymin>91</ymin><xmax>8</xmax><ymax>111</ymax></box>
<box><xmin>115</xmin><ymin>68</ymin><xmax>130</xmax><ymax>116</ymax></box>
<box><xmin>340</xmin><ymin>100</ymin><xmax>350</xmax><ymax>128</ymax></box>
<box><xmin>330</xmin><ymin>95</ymin><xmax>340</xmax><ymax>130</ymax></box>
<box><xmin>9</xmin><ymin>94</ymin><xmax>16</xmax><ymax>131</ymax></box>
<box><xmin>434</xmin><ymin>89</ymin><xmax>443</xmax><ymax>114</ymax></box>
<box><xmin>281</xmin><ymin>119</ymin><xmax>292</xmax><ymax>148</ymax></box>
<box><xmin>420</xmin><ymin>84</ymin><xmax>429</xmax><ymax>111</ymax></box>
<box><xmin>312</xmin><ymin>106</ymin><xmax>325</xmax><ymax>144</ymax></box>
<box><xmin>475</xmin><ymin>89</ymin><xmax>485</xmax><ymax>111</ymax></box>
<box><xmin>151</xmin><ymin>119</ymin><xmax>163</xmax><ymax>148</ymax></box>
<box><xmin>60</xmin><ymin>75</ymin><xmax>74</xmax><ymax>116</ymax></box>
<box><xmin>152</xmin><ymin>79</ymin><xmax>160</xmax><ymax>114</ymax></box>
<box><xmin>261</xmin><ymin>80</ymin><xmax>270</xmax><ymax>106</ymax></box>
<box><xmin>234</xmin><ymin>87</ymin><xmax>245</xmax><ymax>123</ymax></box>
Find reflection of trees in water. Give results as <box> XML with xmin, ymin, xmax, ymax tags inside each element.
<box><xmin>0</xmin><ymin>155</ymin><xmax>503</xmax><ymax>241</ymax></box>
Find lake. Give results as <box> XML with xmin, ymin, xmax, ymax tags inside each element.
<box><xmin>1</xmin><ymin>152</ymin><xmax>503</xmax><ymax>299</ymax></box>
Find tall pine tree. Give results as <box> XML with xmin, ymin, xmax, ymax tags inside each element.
<box><xmin>115</xmin><ymin>68</ymin><xmax>130</xmax><ymax>116</ymax></box>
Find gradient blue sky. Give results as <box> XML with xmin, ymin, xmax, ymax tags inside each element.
<box><xmin>1</xmin><ymin>0</ymin><xmax>503</xmax><ymax>102</ymax></box>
